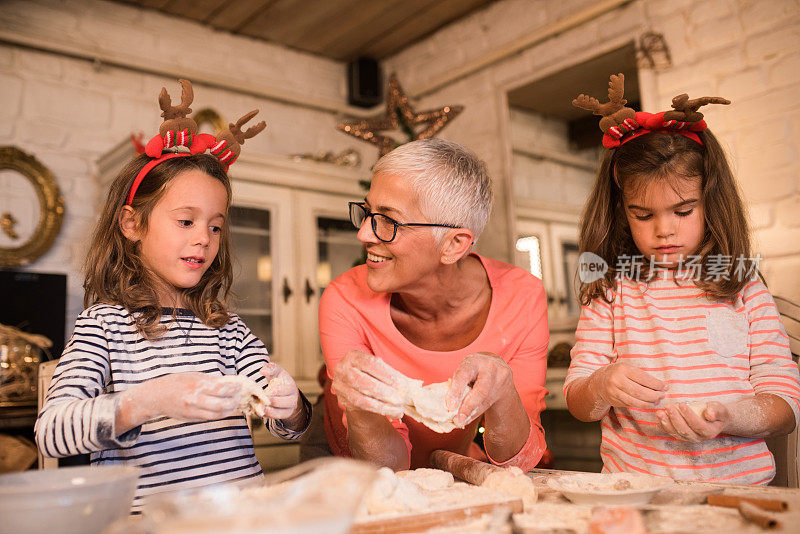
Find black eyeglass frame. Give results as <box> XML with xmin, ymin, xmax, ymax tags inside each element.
<box><xmin>348</xmin><ymin>201</ymin><xmax>461</xmax><ymax>243</ymax></box>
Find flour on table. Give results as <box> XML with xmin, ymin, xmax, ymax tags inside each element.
<box><xmin>397</xmin><ymin>468</ymin><xmax>455</xmax><ymax>491</ymax></box>
<box><xmin>218</xmin><ymin>375</ymin><xmax>270</xmax><ymax>418</ymax></box>
<box><xmin>481</xmin><ymin>467</ymin><xmax>537</xmax><ymax>511</ymax></box>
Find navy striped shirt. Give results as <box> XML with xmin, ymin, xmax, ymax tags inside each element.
<box><xmin>34</xmin><ymin>304</ymin><xmax>310</xmax><ymax>511</ymax></box>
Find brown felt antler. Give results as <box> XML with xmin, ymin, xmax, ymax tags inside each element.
<box><xmin>157</xmin><ymin>79</ymin><xmax>198</xmax><ymax>136</ymax></box>
<box><xmin>572</xmin><ymin>73</ymin><xmax>636</xmax><ymax>133</ymax></box>
<box><xmin>663</xmin><ymin>94</ymin><xmax>731</xmax><ymax>122</ymax></box>
<box><xmin>216</xmin><ymin>109</ymin><xmax>266</xmax><ymax>159</ymax></box>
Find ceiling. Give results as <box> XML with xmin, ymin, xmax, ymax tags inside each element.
<box><xmin>507</xmin><ymin>43</ymin><xmax>640</xmax><ymax>121</ymax></box>
<box><xmin>116</xmin><ymin>0</ymin><xmax>497</xmax><ymax>61</ymax></box>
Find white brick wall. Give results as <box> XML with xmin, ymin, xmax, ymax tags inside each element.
<box><xmin>386</xmin><ymin>0</ymin><xmax>800</xmax><ymax>301</ymax></box>
<box><xmin>1</xmin><ymin>0</ymin><xmax>363</xmax><ymax>338</ymax></box>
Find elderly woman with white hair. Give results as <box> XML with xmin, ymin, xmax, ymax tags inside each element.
<box><xmin>319</xmin><ymin>138</ymin><xmax>549</xmax><ymax>471</ymax></box>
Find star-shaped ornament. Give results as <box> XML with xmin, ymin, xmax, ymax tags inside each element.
<box><xmin>337</xmin><ymin>74</ymin><xmax>463</xmax><ymax>157</ymax></box>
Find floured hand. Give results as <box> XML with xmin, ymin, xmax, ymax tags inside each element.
<box><xmin>446</xmin><ymin>352</ymin><xmax>517</xmax><ymax>427</ymax></box>
<box><xmin>258</xmin><ymin>362</ymin><xmax>301</xmax><ymax>421</ymax></box>
<box><xmin>120</xmin><ymin>372</ymin><xmax>242</xmax><ymax>424</ymax></box>
<box><xmin>657</xmin><ymin>402</ymin><xmax>729</xmax><ymax>442</ymax></box>
<box><xmin>332</xmin><ymin>350</ymin><xmax>407</xmax><ymax>418</ymax></box>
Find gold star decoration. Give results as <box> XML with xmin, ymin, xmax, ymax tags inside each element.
<box><xmin>336</xmin><ymin>73</ymin><xmax>464</xmax><ymax>157</ymax></box>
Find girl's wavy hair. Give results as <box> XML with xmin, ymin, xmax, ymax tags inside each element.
<box><xmin>84</xmin><ymin>153</ymin><xmax>234</xmax><ymax>338</ymax></box>
<box><xmin>579</xmin><ymin>130</ymin><xmax>752</xmax><ymax>305</ymax></box>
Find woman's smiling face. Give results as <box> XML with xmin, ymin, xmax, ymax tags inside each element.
<box><xmin>357</xmin><ymin>172</ymin><xmax>444</xmax><ymax>294</ymax></box>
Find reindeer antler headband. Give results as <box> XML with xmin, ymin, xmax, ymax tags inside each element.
<box><xmin>572</xmin><ymin>73</ymin><xmax>730</xmax><ymax>149</ymax></box>
<box><xmin>126</xmin><ymin>79</ymin><xmax>266</xmax><ymax>206</ymax></box>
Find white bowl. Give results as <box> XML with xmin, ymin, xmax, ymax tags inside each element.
<box><xmin>547</xmin><ymin>472</ymin><xmax>674</xmax><ymax>506</ymax></box>
<box><xmin>144</xmin><ymin>458</ymin><xmax>376</xmax><ymax>534</ymax></box>
<box><xmin>0</xmin><ymin>465</ymin><xmax>139</xmax><ymax>534</ymax></box>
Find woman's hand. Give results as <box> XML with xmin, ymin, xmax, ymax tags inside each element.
<box><xmin>446</xmin><ymin>352</ymin><xmax>515</xmax><ymax>427</ymax></box>
<box><xmin>657</xmin><ymin>402</ymin><xmax>729</xmax><ymax>442</ymax></box>
<box><xmin>259</xmin><ymin>362</ymin><xmax>302</xmax><ymax>421</ymax></box>
<box><xmin>592</xmin><ymin>362</ymin><xmax>667</xmax><ymax>409</ymax></box>
<box><xmin>331</xmin><ymin>350</ymin><xmax>407</xmax><ymax>418</ymax></box>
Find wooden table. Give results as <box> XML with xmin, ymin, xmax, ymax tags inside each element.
<box><xmin>518</xmin><ymin>468</ymin><xmax>800</xmax><ymax>533</ymax></box>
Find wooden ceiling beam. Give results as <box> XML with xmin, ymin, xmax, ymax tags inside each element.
<box><xmin>363</xmin><ymin>0</ymin><xmax>493</xmax><ymax>59</ymax></box>
<box><xmin>206</xmin><ymin>0</ymin><xmax>275</xmax><ymax>32</ymax></box>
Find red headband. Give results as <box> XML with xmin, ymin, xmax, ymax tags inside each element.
<box><xmin>125</xmin><ymin>79</ymin><xmax>266</xmax><ymax>207</ymax></box>
<box><xmin>602</xmin><ymin>111</ymin><xmax>706</xmax><ymax>149</ymax></box>
<box><xmin>572</xmin><ymin>73</ymin><xmax>729</xmax><ymax>152</ymax></box>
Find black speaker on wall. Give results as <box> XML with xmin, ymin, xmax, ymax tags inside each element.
<box><xmin>348</xmin><ymin>57</ymin><xmax>382</xmax><ymax>108</ymax></box>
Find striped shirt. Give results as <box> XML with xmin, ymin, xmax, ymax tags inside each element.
<box><xmin>564</xmin><ymin>275</ymin><xmax>800</xmax><ymax>485</ymax></box>
<box><xmin>35</xmin><ymin>304</ymin><xmax>310</xmax><ymax>512</ymax></box>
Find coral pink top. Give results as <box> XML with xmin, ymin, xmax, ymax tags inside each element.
<box><xmin>319</xmin><ymin>254</ymin><xmax>549</xmax><ymax>470</ymax></box>
<box><xmin>565</xmin><ymin>276</ymin><xmax>800</xmax><ymax>484</ymax></box>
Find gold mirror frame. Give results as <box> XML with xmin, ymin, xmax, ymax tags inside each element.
<box><xmin>0</xmin><ymin>146</ymin><xmax>64</xmax><ymax>267</ymax></box>
<box><xmin>192</xmin><ymin>108</ymin><xmax>226</xmax><ymax>133</ymax></box>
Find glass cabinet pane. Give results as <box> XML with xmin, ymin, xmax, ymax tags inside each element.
<box><xmin>316</xmin><ymin>216</ymin><xmax>362</xmax><ymax>293</ymax></box>
<box><xmin>561</xmin><ymin>242</ymin><xmax>581</xmax><ymax>317</ymax></box>
<box><xmin>229</xmin><ymin>206</ymin><xmax>273</xmax><ymax>356</ymax></box>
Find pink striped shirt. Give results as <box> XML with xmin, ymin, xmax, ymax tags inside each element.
<box><xmin>564</xmin><ymin>274</ymin><xmax>800</xmax><ymax>484</ymax></box>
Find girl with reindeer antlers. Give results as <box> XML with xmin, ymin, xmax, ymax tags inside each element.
<box><xmin>564</xmin><ymin>74</ymin><xmax>800</xmax><ymax>484</ymax></box>
<box><xmin>35</xmin><ymin>79</ymin><xmax>311</xmax><ymax>511</ymax></box>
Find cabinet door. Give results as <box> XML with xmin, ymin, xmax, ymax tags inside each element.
<box><xmin>229</xmin><ymin>181</ymin><xmax>297</xmax><ymax>376</ymax></box>
<box><xmin>294</xmin><ymin>191</ymin><xmax>363</xmax><ymax>388</ymax></box>
<box><xmin>548</xmin><ymin>222</ymin><xmax>580</xmax><ymax>320</ymax></box>
<box><xmin>515</xmin><ymin>219</ymin><xmax>580</xmax><ymax>324</ymax></box>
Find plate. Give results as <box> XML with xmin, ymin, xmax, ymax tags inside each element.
<box><xmin>547</xmin><ymin>472</ymin><xmax>674</xmax><ymax>506</ymax></box>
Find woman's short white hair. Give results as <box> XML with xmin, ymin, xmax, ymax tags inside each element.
<box><xmin>371</xmin><ymin>138</ymin><xmax>493</xmax><ymax>243</ymax></box>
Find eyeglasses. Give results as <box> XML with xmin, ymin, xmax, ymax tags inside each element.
<box><xmin>348</xmin><ymin>202</ymin><xmax>460</xmax><ymax>243</ymax></box>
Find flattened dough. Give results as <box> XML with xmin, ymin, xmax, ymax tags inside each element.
<box><xmin>401</xmin><ymin>379</ymin><xmax>469</xmax><ymax>433</ymax></box>
<box><xmin>218</xmin><ymin>374</ymin><xmax>271</xmax><ymax>417</ymax></box>
<box><xmin>396</xmin><ymin>468</ymin><xmax>455</xmax><ymax>491</ymax></box>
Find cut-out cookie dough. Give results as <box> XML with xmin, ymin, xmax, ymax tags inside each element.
<box><xmin>218</xmin><ymin>374</ymin><xmax>271</xmax><ymax>417</ymax></box>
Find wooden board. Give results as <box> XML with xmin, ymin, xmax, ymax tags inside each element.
<box><xmin>351</xmin><ymin>497</ymin><xmax>523</xmax><ymax>534</ymax></box>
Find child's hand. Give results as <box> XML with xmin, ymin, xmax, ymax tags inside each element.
<box><xmin>593</xmin><ymin>362</ymin><xmax>667</xmax><ymax>409</ymax></box>
<box><xmin>147</xmin><ymin>372</ymin><xmax>242</xmax><ymax>422</ymax></box>
<box><xmin>657</xmin><ymin>402</ymin><xmax>729</xmax><ymax>442</ymax></box>
<box><xmin>331</xmin><ymin>350</ymin><xmax>407</xmax><ymax>418</ymax></box>
<box><xmin>258</xmin><ymin>362</ymin><xmax>301</xmax><ymax>421</ymax></box>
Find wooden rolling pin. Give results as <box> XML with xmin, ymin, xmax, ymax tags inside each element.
<box><xmin>707</xmin><ymin>494</ymin><xmax>789</xmax><ymax>512</ymax></box>
<box><xmin>430</xmin><ymin>449</ymin><xmax>503</xmax><ymax>485</ymax></box>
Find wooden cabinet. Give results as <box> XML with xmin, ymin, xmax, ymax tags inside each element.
<box><xmin>513</xmin><ymin>201</ymin><xmax>581</xmax><ymax>331</ymax></box>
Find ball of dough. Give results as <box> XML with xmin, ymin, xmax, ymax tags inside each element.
<box><xmin>686</xmin><ymin>401</ymin><xmax>708</xmax><ymax>420</ymax></box>
<box><xmin>480</xmin><ymin>466</ymin><xmax>537</xmax><ymax>511</ymax></box>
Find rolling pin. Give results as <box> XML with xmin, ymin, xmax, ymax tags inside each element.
<box><xmin>430</xmin><ymin>449</ymin><xmax>503</xmax><ymax>485</ymax></box>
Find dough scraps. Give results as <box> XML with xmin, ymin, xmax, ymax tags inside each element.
<box><xmin>218</xmin><ymin>374</ymin><xmax>271</xmax><ymax>418</ymax></box>
<box><xmin>480</xmin><ymin>466</ymin><xmax>538</xmax><ymax>511</ymax></box>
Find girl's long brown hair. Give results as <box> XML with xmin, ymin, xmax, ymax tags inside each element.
<box><xmin>579</xmin><ymin>130</ymin><xmax>752</xmax><ymax>305</ymax></box>
<box><xmin>84</xmin><ymin>154</ymin><xmax>234</xmax><ymax>338</ymax></box>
